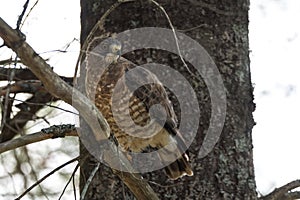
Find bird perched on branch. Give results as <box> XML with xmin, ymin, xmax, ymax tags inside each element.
<box><xmin>84</xmin><ymin>36</ymin><xmax>193</xmax><ymax>180</ymax></box>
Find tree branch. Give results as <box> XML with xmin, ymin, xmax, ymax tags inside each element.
<box><xmin>0</xmin><ymin>58</ymin><xmax>22</xmax><ymax>66</ymax></box>
<box><xmin>0</xmin><ymin>67</ymin><xmax>73</xmax><ymax>83</ymax></box>
<box><xmin>260</xmin><ymin>180</ymin><xmax>300</xmax><ymax>200</ymax></box>
<box><xmin>0</xmin><ymin>17</ymin><xmax>159</xmax><ymax>200</ymax></box>
<box><xmin>0</xmin><ymin>80</ymin><xmax>44</xmax><ymax>95</ymax></box>
<box><xmin>283</xmin><ymin>191</ymin><xmax>300</xmax><ymax>200</ymax></box>
<box><xmin>0</xmin><ymin>124</ymin><xmax>77</xmax><ymax>154</ymax></box>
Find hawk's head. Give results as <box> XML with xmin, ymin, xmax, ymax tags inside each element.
<box><xmin>100</xmin><ymin>38</ymin><xmax>122</xmax><ymax>64</ymax></box>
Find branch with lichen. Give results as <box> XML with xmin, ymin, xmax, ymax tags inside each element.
<box><xmin>0</xmin><ymin>124</ymin><xmax>77</xmax><ymax>154</ymax></box>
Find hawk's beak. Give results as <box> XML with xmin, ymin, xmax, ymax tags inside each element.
<box><xmin>117</xmin><ymin>49</ymin><xmax>121</xmax><ymax>61</ymax></box>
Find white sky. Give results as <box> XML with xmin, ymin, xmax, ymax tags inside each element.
<box><xmin>250</xmin><ymin>0</ymin><xmax>300</xmax><ymax>194</ymax></box>
<box><xmin>0</xmin><ymin>0</ymin><xmax>299</xmax><ymax>197</ymax></box>
<box><xmin>0</xmin><ymin>0</ymin><xmax>80</xmax><ymax>77</ymax></box>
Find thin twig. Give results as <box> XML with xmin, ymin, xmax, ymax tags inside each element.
<box><xmin>20</xmin><ymin>0</ymin><xmax>40</xmax><ymax>29</ymax></box>
<box><xmin>72</xmin><ymin>170</ymin><xmax>78</xmax><ymax>200</ymax></box>
<box><xmin>149</xmin><ymin>0</ymin><xmax>193</xmax><ymax>75</ymax></box>
<box><xmin>58</xmin><ymin>163</ymin><xmax>80</xmax><ymax>200</ymax></box>
<box><xmin>0</xmin><ymin>64</ymin><xmax>15</xmax><ymax>133</ymax></box>
<box><xmin>13</xmin><ymin>98</ymin><xmax>79</xmax><ymax>115</ymax></box>
<box><xmin>40</xmin><ymin>38</ymin><xmax>79</xmax><ymax>57</ymax></box>
<box><xmin>16</xmin><ymin>0</ymin><xmax>30</xmax><ymax>30</ymax></box>
<box><xmin>80</xmin><ymin>162</ymin><xmax>100</xmax><ymax>200</ymax></box>
<box><xmin>15</xmin><ymin>157</ymin><xmax>79</xmax><ymax>200</ymax></box>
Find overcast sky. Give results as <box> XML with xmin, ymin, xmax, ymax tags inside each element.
<box><xmin>0</xmin><ymin>0</ymin><xmax>299</xmax><ymax>196</ymax></box>
<box><xmin>250</xmin><ymin>0</ymin><xmax>300</xmax><ymax>194</ymax></box>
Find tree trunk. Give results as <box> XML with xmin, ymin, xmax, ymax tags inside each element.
<box><xmin>79</xmin><ymin>0</ymin><xmax>257</xmax><ymax>199</ymax></box>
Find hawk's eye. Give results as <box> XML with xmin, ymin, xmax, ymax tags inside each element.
<box><xmin>111</xmin><ymin>45</ymin><xmax>120</xmax><ymax>53</ymax></box>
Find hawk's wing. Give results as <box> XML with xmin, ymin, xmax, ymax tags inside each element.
<box><xmin>122</xmin><ymin>59</ymin><xmax>188</xmax><ymax>155</ymax></box>
<box><xmin>122</xmin><ymin>59</ymin><xmax>193</xmax><ymax>179</ymax></box>
<box><xmin>124</xmin><ymin>65</ymin><xmax>177</xmax><ymax>127</ymax></box>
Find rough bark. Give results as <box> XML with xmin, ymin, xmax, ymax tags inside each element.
<box><xmin>80</xmin><ymin>0</ymin><xmax>256</xmax><ymax>199</ymax></box>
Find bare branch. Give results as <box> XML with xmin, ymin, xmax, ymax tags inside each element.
<box><xmin>0</xmin><ymin>67</ymin><xmax>37</xmax><ymax>80</ymax></box>
<box><xmin>0</xmin><ymin>58</ymin><xmax>22</xmax><ymax>65</ymax></box>
<box><xmin>0</xmin><ymin>67</ymin><xmax>15</xmax><ymax>135</ymax></box>
<box><xmin>0</xmin><ymin>124</ymin><xmax>77</xmax><ymax>154</ymax></box>
<box><xmin>0</xmin><ymin>80</ymin><xmax>44</xmax><ymax>95</ymax></box>
<box><xmin>21</xmin><ymin>0</ymin><xmax>40</xmax><ymax>29</ymax></box>
<box><xmin>260</xmin><ymin>180</ymin><xmax>300</xmax><ymax>200</ymax></box>
<box><xmin>16</xmin><ymin>0</ymin><xmax>30</xmax><ymax>30</ymax></box>
<box><xmin>72</xmin><ymin>171</ymin><xmax>77</xmax><ymax>200</ymax></box>
<box><xmin>0</xmin><ymin>67</ymin><xmax>73</xmax><ymax>83</ymax></box>
<box><xmin>283</xmin><ymin>191</ymin><xmax>300</xmax><ymax>200</ymax></box>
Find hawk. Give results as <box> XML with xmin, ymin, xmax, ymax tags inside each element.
<box><xmin>84</xmin><ymin>37</ymin><xmax>193</xmax><ymax>180</ymax></box>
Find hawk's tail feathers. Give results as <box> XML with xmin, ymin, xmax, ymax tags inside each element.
<box><xmin>164</xmin><ymin>153</ymin><xmax>193</xmax><ymax>180</ymax></box>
